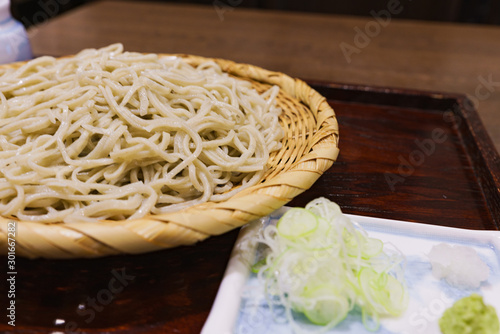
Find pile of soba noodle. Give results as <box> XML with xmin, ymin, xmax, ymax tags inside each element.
<box><xmin>0</xmin><ymin>44</ymin><xmax>283</xmax><ymax>223</ymax></box>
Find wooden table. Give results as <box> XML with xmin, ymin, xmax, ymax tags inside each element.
<box><xmin>27</xmin><ymin>0</ymin><xmax>500</xmax><ymax>153</ymax></box>
<box><xmin>1</xmin><ymin>1</ymin><xmax>499</xmax><ymax>333</ymax></box>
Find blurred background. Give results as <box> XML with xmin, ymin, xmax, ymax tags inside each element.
<box><xmin>10</xmin><ymin>0</ymin><xmax>500</xmax><ymax>28</ymax></box>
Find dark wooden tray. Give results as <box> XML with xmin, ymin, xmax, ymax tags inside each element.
<box><xmin>1</xmin><ymin>83</ymin><xmax>499</xmax><ymax>334</ymax></box>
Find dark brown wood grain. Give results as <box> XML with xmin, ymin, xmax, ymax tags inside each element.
<box><xmin>1</xmin><ymin>83</ymin><xmax>498</xmax><ymax>334</ymax></box>
<box><xmin>298</xmin><ymin>81</ymin><xmax>500</xmax><ymax>229</ymax></box>
<box><xmin>0</xmin><ymin>229</ymin><xmax>240</xmax><ymax>334</ymax></box>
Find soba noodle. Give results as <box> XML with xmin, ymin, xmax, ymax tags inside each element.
<box><xmin>0</xmin><ymin>44</ymin><xmax>283</xmax><ymax>223</ymax></box>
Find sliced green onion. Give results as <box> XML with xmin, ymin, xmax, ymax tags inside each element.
<box><xmin>301</xmin><ymin>284</ymin><xmax>350</xmax><ymax>326</ymax></box>
<box><xmin>277</xmin><ymin>208</ymin><xmax>319</xmax><ymax>240</ymax></box>
<box><xmin>254</xmin><ymin>197</ymin><xmax>408</xmax><ymax>333</ymax></box>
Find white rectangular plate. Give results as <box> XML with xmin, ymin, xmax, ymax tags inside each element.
<box><xmin>202</xmin><ymin>207</ymin><xmax>500</xmax><ymax>334</ymax></box>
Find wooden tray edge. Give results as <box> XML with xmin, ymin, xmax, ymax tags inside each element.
<box><xmin>307</xmin><ymin>80</ymin><xmax>500</xmax><ymax>229</ymax></box>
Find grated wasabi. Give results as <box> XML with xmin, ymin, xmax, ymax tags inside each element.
<box><xmin>439</xmin><ymin>294</ymin><xmax>499</xmax><ymax>334</ymax></box>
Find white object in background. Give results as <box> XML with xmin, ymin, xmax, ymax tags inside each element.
<box><xmin>0</xmin><ymin>0</ymin><xmax>32</xmax><ymax>64</ymax></box>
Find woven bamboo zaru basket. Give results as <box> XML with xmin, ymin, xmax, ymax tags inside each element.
<box><xmin>0</xmin><ymin>54</ymin><xmax>339</xmax><ymax>259</ymax></box>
